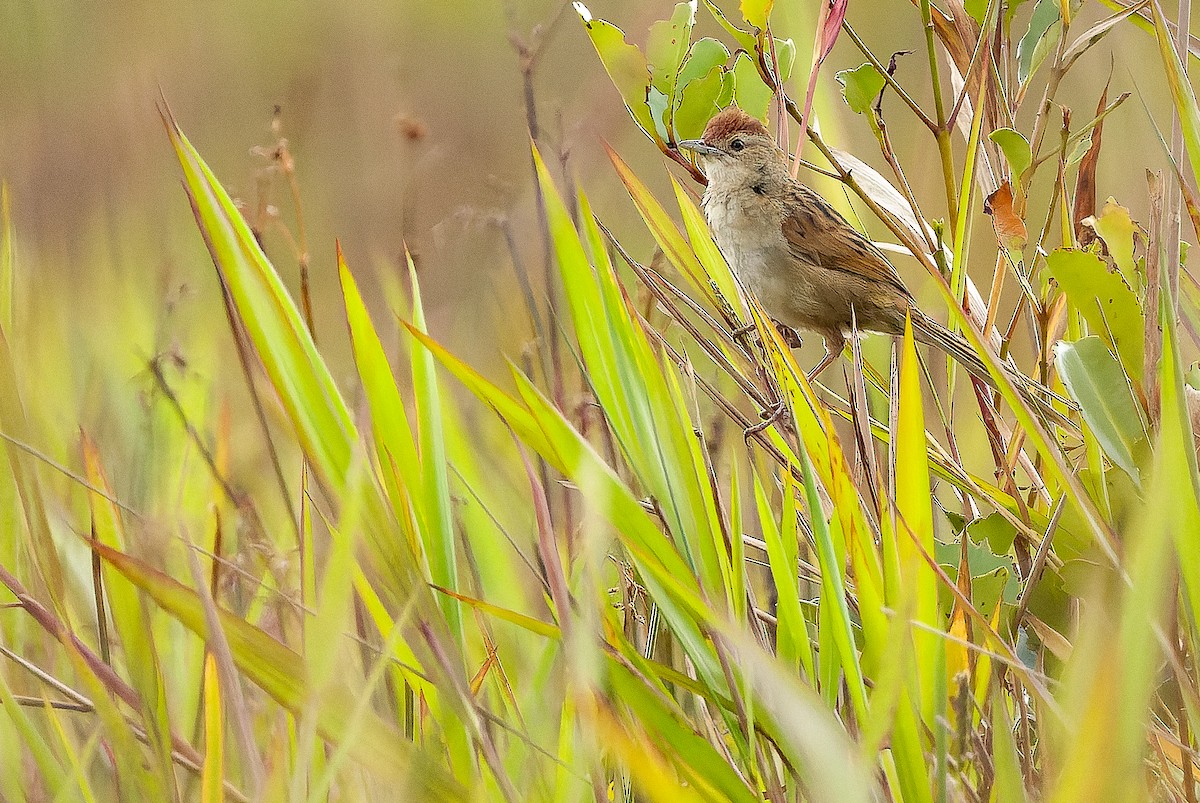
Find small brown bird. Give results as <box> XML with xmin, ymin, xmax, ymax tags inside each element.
<box><xmin>679</xmin><ymin>106</ymin><xmax>1063</xmax><ymax>421</ymax></box>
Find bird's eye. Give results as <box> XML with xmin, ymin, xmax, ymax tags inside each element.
<box><xmin>730</xmin><ymin>138</ymin><xmax>745</xmax><ymax>152</ymax></box>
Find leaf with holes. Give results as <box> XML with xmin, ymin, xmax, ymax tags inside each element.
<box><xmin>1045</xmin><ymin>248</ymin><xmax>1144</xmax><ymax>380</ymax></box>
<box><xmin>836</xmin><ymin>64</ymin><xmax>885</xmax><ymax>114</ymax></box>
<box><xmin>575</xmin><ymin>6</ymin><xmax>660</xmax><ymax>144</ymax></box>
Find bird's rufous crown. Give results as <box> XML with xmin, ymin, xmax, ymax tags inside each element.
<box><xmin>701</xmin><ymin>106</ymin><xmax>770</xmax><ymax>143</ymax></box>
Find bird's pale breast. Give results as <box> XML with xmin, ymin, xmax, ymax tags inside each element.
<box><xmin>703</xmin><ymin>184</ymin><xmax>847</xmax><ymax>334</ymax></box>
<box><xmin>703</xmin><ymin>189</ymin><xmax>793</xmax><ymax>306</ymax></box>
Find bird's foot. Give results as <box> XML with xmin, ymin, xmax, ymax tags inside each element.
<box><xmin>776</xmin><ymin>324</ymin><xmax>803</xmax><ymax>349</ymax></box>
<box><xmin>744</xmin><ymin>401</ymin><xmax>789</xmax><ymax>440</ymax></box>
<box><xmin>730</xmin><ymin>323</ymin><xmax>757</xmax><ymax>339</ymax></box>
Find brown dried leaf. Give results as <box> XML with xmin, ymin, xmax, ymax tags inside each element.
<box><xmin>1074</xmin><ymin>79</ymin><xmax>1111</xmax><ymax>247</ymax></box>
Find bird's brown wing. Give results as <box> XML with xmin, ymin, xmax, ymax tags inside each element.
<box><xmin>781</xmin><ymin>184</ymin><xmax>912</xmax><ymax>301</ymax></box>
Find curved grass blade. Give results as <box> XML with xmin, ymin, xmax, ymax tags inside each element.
<box><xmin>406</xmin><ymin>255</ymin><xmax>464</xmax><ymax>650</ymax></box>
<box><xmin>337</xmin><ymin>246</ymin><xmax>422</xmax><ymax>534</ymax></box>
<box><xmin>161</xmin><ymin>105</ymin><xmax>354</xmax><ymax>495</ymax></box>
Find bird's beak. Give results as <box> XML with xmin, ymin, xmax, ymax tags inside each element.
<box><xmin>677</xmin><ymin>140</ymin><xmax>722</xmax><ymax>157</ymax></box>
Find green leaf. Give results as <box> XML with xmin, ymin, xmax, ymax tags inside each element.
<box><xmin>753</xmin><ymin>470</ymin><xmax>815</xmax><ymax>679</ymax></box>
<box><xmin>773</xmin><ymin>37</ymin><xmax>797</xmax><ymax>81</ymax></box>
<box><xmin>991</xmin><ymin>692</ymin><xmax>1026</xmax><ymax>803</ymax></box>
<box><xmin>676</xmin><ymin>37</ymin><xmax>729</xmax><ymax>90</ymax></box>
<box><xmin>575</xmin><ymin>8</ymin><xmax>661</xmax><ymax>143</ymax></box>
<box><xmin>971</xmin><ymin>567</ymin><xmax>1013</xmax><ymax>620</ymax></box>
<box><xmin>647</xmin><ymin>87</ymin><xmax>671</xmax><ymax>141</ymax></box>
<box><xmin>403</xmin><ymin>324</ymin><xmax>565</xmax><ymax>476</ymax></box>
<box><xmin>936</xmin><ymin>536</ymin><xmax>1020</xmax><ymax>618</ymax></box>
<box><xmin>670</xmin><ymin>175</ymin><xmax>741</xmax><ymax>307</ymax></box>
<box><xmin>83</xmin><ymin>441</ymin><xmax>173</xmax><ymax>795</ymax></box>
<box><xmin>163</xmin><ymin>108</ymin><xmax>356</xmax><ymax>494</ymax></box>
<box><xmin>647</xmin><ymin>2</ymin><xmax>696</xmax><ymax>98</ymax></box>
<box><xmin>894</xmin><ymin>316</ymin><xmax>939</xmax><ymax>721</ymax></box>
<box><xmin>968</xmin><ymin>512</ymin><xmax>1017</xmax><ymax>556</ymax></box>
<box><xmin>338</xmin><ymin>250</ymin><xmax>422</xmax><ymax>539</ymax></box>
<box><xmin>965</xmin><ymin>0</ymin><xmax>988</xmax><ymax>25</ymax></box>
<box><xmin>1045</xmin><ymin>248</ymin><xmax>1145</xmax><ymax>379</ymax></box>
<box><xmin>1066</xmin><ymin>135</ymin><xmax>1093</xmax><ymax>165</ymax></box>
<box><xmin>835</xmin><ymin>63</ymin><xmax>885</xmax><ymax>114</ymax></box>
<box><xmin>1083</xmin><ymin>197</ymin><xmax>1139</xmax><ymax>291</ymax></box>
<box><xmin>432</xmin><ymin>586</ymin><xmax>561</xmax><ymax>640</ymax></box>
<box><xmin>732</xmin><ymin>52</ymin><xmax>772</xmax><ymax>122</ymax></box>
<box><xmin>989</xmin><ymin>128</ymin><xmax>1033</xmax><ymax>182</ymax></box>
<box><xmin>0</xmin><ymin>661</ymin><xmax>65</xmax><ymax>792</ymax></box>
<box><xmin>607</xmin><ymin>144</ymin><xmax>714</xmax><ymax>303</ymax></box>
<box><xmin>407</xmin><ymin>254</ymin><xmax>464</xmax><ymax>653</ymax></box>
<box><xmin>741</xmin><ymin>0</ymin><xmax>774</xmax><ymax>30</ymax></box>
<box><xmin>608</xmin><ymin>665</ymin><xmax>759</xmax><ymax>802</ymax></box>
<box><xmin>1055</xmin><ymin>336</ymin><xmax>1149</xmax><ymax>484</ymax></box>
<box><xmin>674</xmin><ymin>65</ymin><xmax>730</xmax><ymax>141</ymax></box>
<box><xmin>1156</xmin><ymin>287</ymin><xmax>1200</xmax><ymax>651</ymax></box>
<box><xmin>1017</xmin><ymin>0</ymin><xmax>1061</xmax><ymax>84</ymax></box>
<box><xmin>91</xmin><ymin>541</ymin><xmax>464</xmax><ymax>799</ymax></box>
<box><xmin>703</xmin><ymin>0</ymin><xmax>756</xmax><ymax>51</ymax></box>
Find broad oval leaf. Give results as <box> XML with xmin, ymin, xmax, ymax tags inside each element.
<box><xmin>675</xmin><ymin>37</ymin><xmax>730</xmax><ymax>90</ymax></box>
<box><xmin>989</xmin><ymin>128</ymin><xmax>1033</xmax><ymax>182</ymax></box>
<box><xmin>774</xmin><ymin>37</ymin><xmax>797</xmax><ymax>81</ymax></box>
<box><xmin>647</xmin><ymin>2</ymin><xmax>696</xmax><ymax>98</ymax></box>
<box><xmin>741</xmin><ymin>0</ymin><xmax>773</xmax><ymax>30</ymax></box>
<box><xmin>674</xmin><ymin>65</ymin><xmax>731</xmax><ymax>141</ymax></box>
<box><xmin>1016</xmin><ymin>0</ymin><xmax>1061</xmax><ymax>84</ymax></box>
<box><xmin>1055</xmin><ymin>336</ymin><xmax>1148</xmax><ymax>483</ymax></box>
<box><xmin>1082</xmin><ymin>197</ymin><xmax>1139</xmax><ymax>290</ymax></box>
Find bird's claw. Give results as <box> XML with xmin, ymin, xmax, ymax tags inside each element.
<box><xmin>776</xmin><ymin>324</ymin><xmax>803</xmax><ymax>349</ymax></box>
<box><xmin>731</xmin><ymin>323</ymin><xmax>757</xmax><ymax>338</ymax></box>
<box><xmin>744</xmin><ymin>402</ymin><xmax>789</xmax><ymax>440</ymax></box>
<box><xmin>729</xmin><ymin>322</ymin><xmax>802</xmax><ymax>349</ymax></box>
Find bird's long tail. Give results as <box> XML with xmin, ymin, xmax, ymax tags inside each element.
<box><xmin>908</xmin><ymin>308</ymin><xmax>1076</xmax><ymax>431</ymax></box>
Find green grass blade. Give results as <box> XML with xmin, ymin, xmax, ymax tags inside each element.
<box><xmin>162</xmin><ymin>107</ymin><xmax>355</xmax><ymax>493</ymax></box>
<box><xmin>82</xmin><ymin>438</ymin><xmax>174</xmax><ymax>797</ymax></box>
<box><xmin>406</xmin><ymin>255</ymin><xmax>464</xmax><ymax>651</ymax></box>
<box><xmin>337</xmin><ymin>246</ymin><xmax>423</xmax><ymax>535</ymax></box>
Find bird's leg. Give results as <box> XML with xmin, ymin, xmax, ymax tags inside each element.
<box><xmin>806</xmin><ymin>332</ymin><xmax>846</xmax><ymax>381</ymax></box>
<box><xmin>807</xmin><ymin>350</ymin><xmax>838</xmax><ymax>381</ymax></box>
